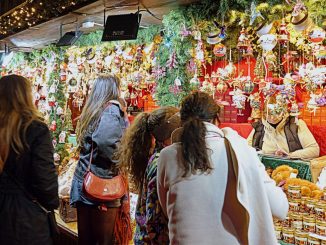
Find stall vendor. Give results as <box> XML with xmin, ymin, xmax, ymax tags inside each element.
<box><xmin>247</xmin><ymin>96</ymin><xmax>319</xmax><ymax>159</ymax></box>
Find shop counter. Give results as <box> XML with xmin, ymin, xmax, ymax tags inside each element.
<box><xmin>55</xmin><ymin>210</ymin><xmax>78</xmax><ymax>245</ymax></box>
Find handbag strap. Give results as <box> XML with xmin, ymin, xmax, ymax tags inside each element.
<box><xmin>3</xmin><ymin>169</ymin><xmax>50</xmax><ymax>214</ymax></box>
<box><xmin>86</xmin><ymin>103</ymin><xmax>112</xmax><ymax>172</ymax></box>
<box><xmin>86</xmin><ymin>142</ymin><xmax>94</xmax><ymax>172</ymax></box>
<box><xmin>223</xmin><ymin>137</ymin><xmax>250</xmax><ymax>245</ymax></box>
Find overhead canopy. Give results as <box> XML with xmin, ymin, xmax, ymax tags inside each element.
<box><xmin>0</xmin><ymin>0</ymin><xmax>197</xmax><ymax>51</ymax></box>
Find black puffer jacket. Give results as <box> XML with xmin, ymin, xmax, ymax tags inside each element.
<box><xmin>0</xmin><ymin>120</ymin><xmax>59</xmax><ymax>245</ymax></box>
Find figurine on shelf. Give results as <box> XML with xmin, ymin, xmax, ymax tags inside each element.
<box><xmin>278</xmin><ymin>19</ymin><xmax>289</xmax><ymax>47</ymax></box>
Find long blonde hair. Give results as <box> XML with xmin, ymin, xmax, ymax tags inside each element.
<box><xmin>77</xmin><ymin>74</ymin><xmax>121</xmax><ymax>147</ymax></box>
<box><xmin>0</xmin><ymin>75</ymin><xmax>42</xmax><ymax>172</ymax></box>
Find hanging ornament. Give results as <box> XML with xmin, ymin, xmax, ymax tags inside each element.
<box><xmin>309</xmin><ymin>27</ymin><xmax>326</xmax><ymax>43</ymax></box>
<box><xmin>60</xmin><ymin>72</ymin><xmax>67</xmax><ymax>82</ymax></box>
<box><xmin>237</xmin><ymin>28</ymin><xmax>250</xmax><ymax>51</ymax></box>
<box><xmin>207</xmin><ymin>30</ymin><xmax>221</xmax><ymax>45</ymax></box>
<box><xmin>200</xmin><ymin>81</ymin><xmax>215</xmax><ymax>96</ymax></box>
<box><xmin>72</xmin><ymin>89</ymin><xmax>84</xmax><ymax>110</ymax></box>
<box><xmin>204</xmin><ymin>74</ymin><xmax>211</xmax><ymax>84</ymax></box>
<box><xmin>248</xmin><ymin>92</ymin><xmax>262</xmax><ymax>120</ymax></box>
<box><xmin>52</xmin><ymin>138</ymin><xmax>57</xmax><ymax>148</ymax></box>
<box><xmin>193</xmin><ymin>30</ymin><xmax>202</xmax><ymax>41</ymax></box>
<box><xmin>243</xmin><ymin>45</ymin><xmax>254</xmax><ymax>58</ymax></box>
<box><xmin>167</xmin><ymin>51</ymin><xmax>178</xmax><ymax>70</ymax></box>
<box><xmin>225</xmin><ymin>61</ymin><xmax>237</xmax><ymax>78</ymax></box>
<box><xmin>315</xmin><ymin>45</ymin><xmax>326</xmax><ymax>60</ymax></box>
<box><xmin>49</xmin><ymin>83</ymin><xmax>57</xmax><ymax>94</ymax></box>
<box><xmin>33</xmin><ymin>91</ymin><xmax>41</xmax><ymax>102</ymax></box>
<box><xmin>136</xmin><ymin>46</ymin><xmax>144</xmax><ymax>63</ymax></box>
<box><xmin>249</xmin><ymin>1</ymin><xmax>264</xmax><ymax>26</ymax></box>
<box><xmin>243</xmin><ymin>77</ymin><xmax>255</xmax><ymax>94</ymax></box>
<box><xmin>50</xmin><ymin>121</ymin><xmax>57</xmax><ymax>132</ymax></box>
<box><xmin>190</xmin><ymin>74</ymin><xmax>200</xmax><ymax>87</ymax></box>
<box><xmin>290</xmin><ymin>1</ymin><xmax>313</xmax><ymax>32</ymax></box>
<box><xmin>289</xmin><ymin>101</ymin><xmax>300</xmax><ymax>117</ymax></box>
<box><xmin>174</xmin><ymin>77</ymin><xmax>182</xmax><ymax>86</ymax></box>
<box><xmin>307</xmin><ymin>93</ymin><xmax>319</xmax><ymax>114</ymax></box>
<box><xmin>59</xmin><ymin>131</ymin><xmax>67</xmax><ymax>144</ymax></box>
<box><xmin>216</xmin><ymin>81</ymin><xmax>228</xmax><ymax>94</ymax></box>
<box><xmin>259</xmin><ymin>34</ymin><xmax>277</xmax><ymax>52</ymax></box>
<box><xmin>213</xmin><ymin>44</ymin><xmax>227</xmax><ymax>57</ymax></box>
<box><xmin>56</xmin><ymin>106</ymin><xmax>64</xmax><ymax>116</ymax></box>
<box><xmin>229</xmin><ymin>89</ymin><xmax>247</xmax><ymax>115</ymax></box>
<box><xmin>48</xmin><ymin>96</ymin><xmax>56</xmax><ymax>107</ymax></box>
<box><xmin>211</xmin><ymin>72</ymin><xmax>219</xmax><ymax>85</ymax></box>
<box><xmin>195</xmin><ymin>40</ymin><xmax>205</xmax><ymax>63</ymax></box>
<box><xmin>53</xmin><ymin>153</ymin><xmax>60</xmax><ymax>163</ymax></box>
<box><xmin>278</xmin><ymin>19</ymin><xmax>289</xmax><ymax>46</ymax></box>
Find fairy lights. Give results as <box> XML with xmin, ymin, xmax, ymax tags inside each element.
<box><xmin>0</xmin><ymin>0</ymin><xmax>98</xmax><ymax>39</ymax></box>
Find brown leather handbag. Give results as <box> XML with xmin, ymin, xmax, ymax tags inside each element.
<box><xmin>82</xmin><ymin>142</ymin><xmax>127</xmax><ymax>202</ymax></box>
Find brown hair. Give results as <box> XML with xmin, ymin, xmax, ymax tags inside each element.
<box><xmin>77</xmin><ymin>74</ymin><xmax>121</xmax><ymax>147</ymax></box>
<box><xmin>180</xmin><ymin>91</ymin><xmax>220</xmax><ymax>177</ymax></box>
<box><xmin>119</xmin><ymin>106</ymin><xmax>179</xmax><ymax>191</ymax></box>
<box><xmin>0</xmin><ymin>75</ymin><xmax>42</xmax><ymax>172</ymax></box>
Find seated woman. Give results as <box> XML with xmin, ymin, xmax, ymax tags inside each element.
<box><xmin>247</xmin><ymin>95</ymin><xmax>319</xmax><ymax>159</ymax></box>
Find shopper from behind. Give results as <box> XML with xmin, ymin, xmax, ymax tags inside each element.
<box><xmin>70</xmin><ymin>75</ymin><xmax>130</xmax><ymax>245</ymax></box>
<box><xmin>119</xmin><ymin>107</ymin><xmax>180</xmax><ymax>245</ymax></box>
<box><xmin>247</xmin><ymin>95</ymin><xmax>319</xmax><ymax>159</ymax></box>
<box><xmin>157</xmin><ymin>91</ymin><xmax>289</xmax><ymax>245</ymax></box>
<box><xmin>0</xmin><ymin>75</ymin><xmax>59</xmax><ymax>244</ymax></box>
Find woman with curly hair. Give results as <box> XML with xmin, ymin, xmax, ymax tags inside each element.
<box><xmin>157</xmin><ymin>91</ymin><xmax>289</xmax><ymax>245</ymax></box>
<box><xmin>119</xmin><ymin>106</ymin><xmax>180</xmax><ymax>245</ymax></box>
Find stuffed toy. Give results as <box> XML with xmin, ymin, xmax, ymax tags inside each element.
<box><xmin>271</xmin><ymin>165</ymin><xmax>299</xmax><ymax>185</ymax></box>
<box><xmin>284</xmin><ymin>178</ymin><xmax>323</xmax><ymax>199</ymax></box>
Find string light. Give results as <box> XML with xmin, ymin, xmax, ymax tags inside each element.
<box><xmin>0</xmin><ymin>0</ymin><xmax>92</xmax><ymax>36</ymax></box>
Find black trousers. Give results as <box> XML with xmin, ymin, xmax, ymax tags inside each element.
<box><xmin>76</xmin><ymin>203</ymin><xmax>119</xmax><ymax>245</ymax></box>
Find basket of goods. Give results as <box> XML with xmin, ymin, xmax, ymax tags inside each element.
<box><xmin>59</xmin><ymin>196</ymin><xmax>77</xmax><ymax>223</ymax></box>
<box><xmin>58</xmin><ymin>157</ymin><xmax>78</xmax><ymax>223</ymax></box>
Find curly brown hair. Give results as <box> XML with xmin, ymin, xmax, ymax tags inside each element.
<box><xmin>180</xmin><ymin>91</ymin><xmax>221</xmax><ymax>177</ymax></box>
<box><xmin>118</xmin><ymin>106</ymin><xmax>179</xmax><ymax>191</ymax></box>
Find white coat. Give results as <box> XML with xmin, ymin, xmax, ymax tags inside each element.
<box><xmin>157</xmin><ymin>122</ymin><xmax>288</xmax><ymax>245</ymax></box>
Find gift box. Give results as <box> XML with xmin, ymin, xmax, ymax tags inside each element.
<box><xmin>59</xmin><ymin>196</ymin><xmax>77</xmax><ymax>223</ymax></box>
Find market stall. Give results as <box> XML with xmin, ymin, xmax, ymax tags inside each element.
<box><xmin>1</xmin><ymin>0</ymin><xmax>326</xmax><ymax>244</ymax></box>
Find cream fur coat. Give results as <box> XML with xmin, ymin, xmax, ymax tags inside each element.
<box><xmin>157</xmin><ymin>123</ymin><xmax>288</xmax><ymax>245</ymax></box>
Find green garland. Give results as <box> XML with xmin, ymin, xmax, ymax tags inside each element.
<box><xmin>4</xmin><ymin>0</ymin><xmax>326</xmax><ymax>108</ymax></box>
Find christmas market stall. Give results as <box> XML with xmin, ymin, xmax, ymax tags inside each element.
<box><xmin>1</xmin><ymin>0</ymin><xmax>326</xmax><ymax>244</ymax></box>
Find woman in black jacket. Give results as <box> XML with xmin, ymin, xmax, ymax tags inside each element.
<box><xmin>0</xmin><ymin>75</ymin><xmax>59</xmax><ymax>244</ymax></box>
<box><xmin>70</xmin><ymin>74</ymin><xmax>129</xmax><ymax>245</ymax></box>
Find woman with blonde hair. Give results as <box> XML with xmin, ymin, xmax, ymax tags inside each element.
<box><xmin>70</xmin><ymin>74</ymin><xmax>130</xmax><ymax>245</ymax></box>
<box><xmin>247</xmin><ymin>95</ymin><xmax>319</xmax><ymax>159</ymax></box>
<box><xmin>0</xmin><ymin>75</ymin><xmax>59</xmax><ymax>244</ymax></box>
<box><xmin>119</xmin><ymin>106</ymin><xmax>180</xmax><ymax>244</ymax></box>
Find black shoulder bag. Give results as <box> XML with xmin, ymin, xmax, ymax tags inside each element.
<box><xmin>4</xmin><ymin>170</ymin><xmax>60</xmax><ymax>243</ymax></box>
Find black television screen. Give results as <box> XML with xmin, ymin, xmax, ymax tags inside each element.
<box><xmin>56</xmin><ymin>31</ymin><xmax>83</xmax><ymax>47</ymax></box>
<box><xmin>102</xmin><ymin>13</ymin><xmax>141</xmax><ymax>41</ymax></box>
